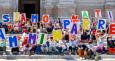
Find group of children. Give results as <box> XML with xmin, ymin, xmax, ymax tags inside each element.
<box><xmin>0</xmin><ymin>18</ymin><xmax>113</xmax><ymax>60</ymax></box>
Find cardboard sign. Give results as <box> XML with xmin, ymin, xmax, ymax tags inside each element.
<box><xmin>81</xmin><ymin>11</ymin><xmax>89</xmax><ymax>19</ymax></box>
<box><xmin>71</xmin><ymin>15</ymin><xmax>79</xmax><ymax>23</ymax></box>
<box><xmin>2</xmin><ymin>14</ymin><xmax>10</xmax><ymax>22</ymax></box>
<box><xmin>17</xmin><ymin>35</ymin><xmax>22</xmax><ymax>46</ymax></box>
<box><xmin>39</xmin><ymin>33</ymin><xmax>45</xmax><ymax>44</ymax></box>
<box><xmin>0</xmin><ymin>28</ymin><xmax>5</xmax><ymax>41</ymax></box>
<box><xmin>82</xmin><ymin>19</ymin><xmax>90</xmax><ymax>30</ymax></box>
<box><xmin>22</xmin><ymin>37</ymin><xmax>28</xmax><ymax>46</ymax></box>
<box><xmin>21</xmin><ymin>33</ymin><xmax>28</xmax><ymax>46</ymax></box>
<box><xmin>107</xmin><ymin>11</ymin><xmax>113</xmax><ymax>22</ymax></box>
<box><xmin>31</xmin><ymin>14</ymin><xmax>39</xmax><ymax>23</ymax></box>
<box><xmin>70</xmin><ymin>23</ymin><xmax>77</xmax><ymax>34</ymax></box>
<box><xmin>20</xmin><ymin>13</ymin><xmax>26</xmax><ymax>22</ymax></box>
<box><xmin>28</xmin><ymin>33</ymin><xmax>37</xmax><ymax>44</ymax></box>
<box><xmin>95</xmin><ymin>9</ymin><xmax>102</xmax><ymax>18</ymax></box>
<box><xmin>109</xmin><ymin>23</ymin><xmax>115</xmax><ymax>34</ymax></box>
<box><xmin>63</xmin><ymin>19</ymin><xmax>71</xmax><ymax>29</ymax></box>
<box><xmin>53</xmin><ymin>30</ymin><xmax>62</xmax><ymax>41</ymax></box>
<box><xmin>42</xmin><ymin>14</ymin><xmax>49</xmax><ymax>23</ymax></box>
<box><xmin>13</xmin><ymin>12</ymin><xmax>20</xmax><ymax>22</ymax></box>
<box><xmin>37</xmin><ymin>33</ymin><xmax>47</xmax><ymax>44</ymax></box>
<box><xmin>70</xmin><ymin>22</ymin><xmax>81</xmax><ymax>34</ymax></box>
<box><xmin>9</xmin><ymin>36</ymin><xmax>18</xmax><ymax>48</ymax></box>
<box><xmin>97</xmin><ymin>19</ymin><xmax>106</xmax><ymax>30</ymax></box>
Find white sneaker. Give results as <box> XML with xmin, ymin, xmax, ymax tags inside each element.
<box><xmin>80</xmin><ymin>57</ymin><xmax>82</xmax><ymax>60</ymax></box>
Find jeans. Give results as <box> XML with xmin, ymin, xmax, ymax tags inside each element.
<box><xmin>56</xmin><ymin>47</ymin><xmax>62</xmax><ymax>53</ymax></box>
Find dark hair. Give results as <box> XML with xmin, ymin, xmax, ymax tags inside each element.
<box><xmin>26</xmin><ymin>44</ymin><xmax>29</xmax><ymax>47</ymax></box>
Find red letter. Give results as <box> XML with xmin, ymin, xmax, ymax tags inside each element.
<box><xmin>95</xmin><ymin>9</ymin><xmax>101</xmax><ymax>18</ymax></box>
<box><xmin>71</xmin><ymin>15</ymin><xmax>79</xmax><ymax>23</ymax></box>
<box><xmin>21</xmin><ymin>13</ymin><xmax>26</xmax><ymax>22</ymax></box>
<box><xmin>110</xmin><ymin>23</ymin><xmax>115</xmax><ymax>34</ymax></box>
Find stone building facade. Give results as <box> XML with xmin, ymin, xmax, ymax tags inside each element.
<box><xmin>0</xmin><ymin>0</ymin><xmax>115</xmax><ymax>21</ymax></box>
<box><xmin>41</xmin><ymin>0</ymin><xmax>115</xmax><ymax>19</ymax></box>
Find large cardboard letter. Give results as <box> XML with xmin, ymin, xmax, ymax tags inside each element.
<box><xmin>95</xmin><ymin>9</ymin><xmax>102</xmax><ymax>18</ymax></box>
<box><xmin>63</xmin><ymin>19</ymin><xmax>70</xmax><ymax>29</ymax></box>
<box><xmin>39</xmin><ymin>33</ymin><xmax>45</xmax><ymax>44</ymax></box>
<box><xmin>107</xmin><ymin>11</ymin><xmax>113</xmax><ymax>22</ymax></box>
<box><xmin>109</xmin><ymin>23</ymin><xmax>115</xmax><ymax>34</ymax></box>
<box><xmin>2</xmin><ymin>14</ymin><xmax>10</xmax><ymax>22</ymax></box>
<box><xmin>0</xmin><ymin>28</ymin><xmax>5</xmax><ymax>40</ymax></box>
<box><xmin>21</xmin><ymin>13</ymin><xmax>26</xmax><ymax>22</ymax></box>
<box><xmin>13</xmin><ymin>12</ymin><xmax>20</xmax><ymax>22</ymax></box>
<box><xmin>31</xmin><ymin>14</ymin><xmax>39</xmax><ymax>23</ymax></box>
<box><xmin>42</xmin><ymin>15</ymin><xmax>49</xmax><ymax>23</ymax></box>
<box><xmin>81</xmin><ymin>11</ymin><xmax>89</xmax><ymax>19</ymax></box>
<box><xmin>82</xmin><ymin>19</ymin><xmax>90</xmax><ymax>30</ymax></box>
<box><xmin>71</xmin><ymin>24</ymin><xmax>77</xmax><ymax>34</ymax></box>
<box><xmin>97</xmin><ymin>19</ymin><xmax>106</xmax><ymax>30</ymax></box>
<box><xmin>28</xmin><ymin>33</ymin><xmax>36</xmax><ymax>44</ymax></box>
<box><xmin>9</xmin><ymin>36</ymin><xmax>18</xmax><ymax>48</ymax></box>
<box><xmin>38</xmin><ymin>33</ymin><xmax>47</xmax><ymax>44</ymax></box>
<box><xmin>53</xmin><ymin>30</ymin><xmax>62</xmax><ymax>41</ymax></box>
<box><xmin>71</xmin><ymin>15</ymin><xmax>79</xmax><ymax>23</ymax></box>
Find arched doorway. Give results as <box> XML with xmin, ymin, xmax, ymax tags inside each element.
<box><xmin>18</xmin><ymin>0</ymin><xmax>40</xmax><ymax>19</ymax></box>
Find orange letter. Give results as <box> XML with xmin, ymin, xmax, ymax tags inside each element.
<box><xmin>42</xmin><ymin>15</ymin><xmax>49</xmax><ymax>23</ymax></box>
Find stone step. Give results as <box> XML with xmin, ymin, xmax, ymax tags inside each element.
<box><xmin>0</xmin><ymin>55</ymin><xmax>76</xmax><ymax>59</ymax></box>
<box><xmin>0</xmin><ymin>55</ymin><xmax>114</xmax><ymax>59</ymax></box>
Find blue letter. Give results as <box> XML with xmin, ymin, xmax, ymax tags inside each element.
<box><xmin>71</xmin><ymin>24</ymin><xmax>77</xmax><ymax>34</ymax></box>
<box><xmin>28</xmin><ymin>33</ymin><xmax>36</xmax><ymax>44</ymax></box>
<box><xmin>98</xmin><ymin>19</ymin><xmax>106</xmax><ymax>29</ymax></box>
<box><xmin>9</xmin><ymin>36</ymin><xmax>18</xmax><ymax>48</ymax></box>
<box><xmin>63</xmin><ymin>20</ymin><xmax>70</xmax><ymax>29</ymax></box>
<box><xmin>0</xmin><ymin>29</ymin><xmax>5</xmax><ymax>40</ymax></box>
<box><xmin>2</xmin><ymin>14</ymin><xmax>10</xmax><ymax>22</ymax></box>
<box><xmin>31</xmin><ymin>14</ymin><xmax>38</xmax><ymax>23</ymax></box>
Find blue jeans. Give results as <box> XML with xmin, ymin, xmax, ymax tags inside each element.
<box><xmin>56</xmin><ymin>47</ymin><xmax>62</xmax><ymax>53</ymax></box>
